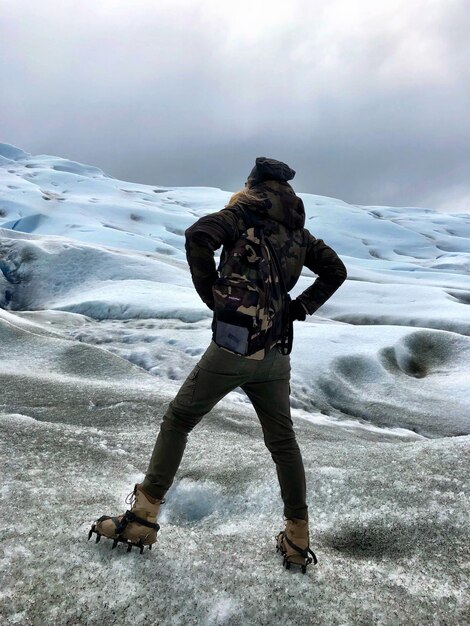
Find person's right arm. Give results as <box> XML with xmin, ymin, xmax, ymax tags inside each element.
<box><xmin>296</xmin><ymin>231</ymin><xmax>347</xmax><ymax>315</ymax></box>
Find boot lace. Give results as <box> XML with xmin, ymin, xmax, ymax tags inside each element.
<box><xmin>125</xmin><ymin>489</ymin><xmax>136</xmax><ymax>508</ymax></box>
<box><xmin>124</xmin><ymin>486</ymin><xmax>165</xmax><ymax>509</ymax></box>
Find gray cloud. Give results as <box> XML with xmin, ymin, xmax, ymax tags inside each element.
<box><xmin>1</xmin><ymin>0</ymin><xmax>469</xmax><ymax>212</ymax></box>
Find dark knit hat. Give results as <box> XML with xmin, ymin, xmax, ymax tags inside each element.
<box><xmin>247</xmin><ymin>157</ymin><xmax>296</xmax><ymax>184</ymax></box>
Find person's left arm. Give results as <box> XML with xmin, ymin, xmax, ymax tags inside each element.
<box><xmin>185</xmin><ymin>207</ymin><xmax>242</xmax><ymax>310</ymax></box>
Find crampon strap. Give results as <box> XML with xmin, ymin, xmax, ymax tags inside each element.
<box><xmin>284</xmin><ymin>534</ymin><xmax>318</xmax><ymax>565</ymax></box>
<box><xmin>113</xmin><ymin>511</ymin><xmax>160</xmax><ymax>535</ymax></box>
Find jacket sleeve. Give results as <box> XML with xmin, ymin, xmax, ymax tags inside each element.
<box><xmin>296</xmin><ymin>230</ymin><xmax>347</xmax><ymax>315</ymax></box>
<box><xmin>185</xmin><ymin>207</ymin><xmax>242</xmax><ymax>309</ymax></box>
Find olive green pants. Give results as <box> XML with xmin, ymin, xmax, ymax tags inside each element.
<box><xmin>143</xmin><ymin>341</ymin><xmax>307</xmax><ymax>520</ymax></box>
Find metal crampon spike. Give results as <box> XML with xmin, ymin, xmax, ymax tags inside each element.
<box><xmin>112</xmin><ymin>539</ymin><xmax>118</xmax><ymax>550</ymax></box>
<box><xmin>95</xmin><ymin>534</ymin><xmax>101</xmax><ymax>544</ymax></box>
<box><xmin>148</xmin><ymin>545</ymin><xmax>152</xmax><ymax>551</ymax></box>
<box><xmin>88</xmin><ymin>525</ymin><xmax>95</xmax><ymax>541</ymax></box>
<box><xmin>137</xmin><ymin>540</ymin><xmax>144</xmax><ymax>555</ymax></box>
<box><xmin>127</xmin><ymin>542</ymin><xmax>132</xmax><ymax>553</ymax></box>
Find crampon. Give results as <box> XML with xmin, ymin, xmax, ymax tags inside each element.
<box><xmin>88</xmin><ymin>511</ymin><xmax>160</xmax><ymax>554</ymax></box>
<box><xmin>276</xmin><ymin>518</ymin><xmax>318</xmax><ymax>574</ymax></box>
<box><xmin>88</xmin><ymin>484</ymin><xmax>162</xmax><ymax>554</ymax></box>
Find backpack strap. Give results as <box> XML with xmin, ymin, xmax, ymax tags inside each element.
<box><xmin>264</xmin><ymin>236</ymin><xmax>293</xmax><ymax>355</ymax></box>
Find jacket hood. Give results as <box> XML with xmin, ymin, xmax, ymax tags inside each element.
<box><xmin>245</xmin><ymin>180</ymin><xmax>305</xmax><ymax>231</ymax></box>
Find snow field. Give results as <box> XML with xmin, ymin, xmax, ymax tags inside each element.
<box><xmin>1</xmin><ymin>406</ymin><xmax>468</xmax><ymax>625</ymax></box>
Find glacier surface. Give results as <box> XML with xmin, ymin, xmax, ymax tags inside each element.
<box><xmin>0</xmin><ymin>143</ymin><xmax>469</xmax><ymax>625</ymax></box>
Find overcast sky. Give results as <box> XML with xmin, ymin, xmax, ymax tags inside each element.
<box><xmin>1</xmin><ymin>0</ymin><xmax>469</xmax><ymax>212</ymax></box>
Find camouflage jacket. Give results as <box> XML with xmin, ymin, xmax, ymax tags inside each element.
<box><xmin>185</xmin><ymin>180</ymin><xmax>347</xmax><ymax>315</ymax></box>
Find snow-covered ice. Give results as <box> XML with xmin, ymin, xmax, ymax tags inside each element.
<box><xmin>1</xmin><ymin>143</ymin><xmax>469</xmax><ymax>625</ymax></box>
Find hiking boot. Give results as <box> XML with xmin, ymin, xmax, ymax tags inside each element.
<box><xmin>88</xmin><ymin>484</ymin><xmax>162</xmax><ymax>553</ymax></box>
<box><xmin>276</xmin><ymin>518</ymin><xmax>318</xmax><ymax>573</ymax></box>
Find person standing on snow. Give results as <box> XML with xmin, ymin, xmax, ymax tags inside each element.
<box><xmin>90</xmin><ymin>157</ymin><xmax>347</xmax><ymax>572</ymax></box>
